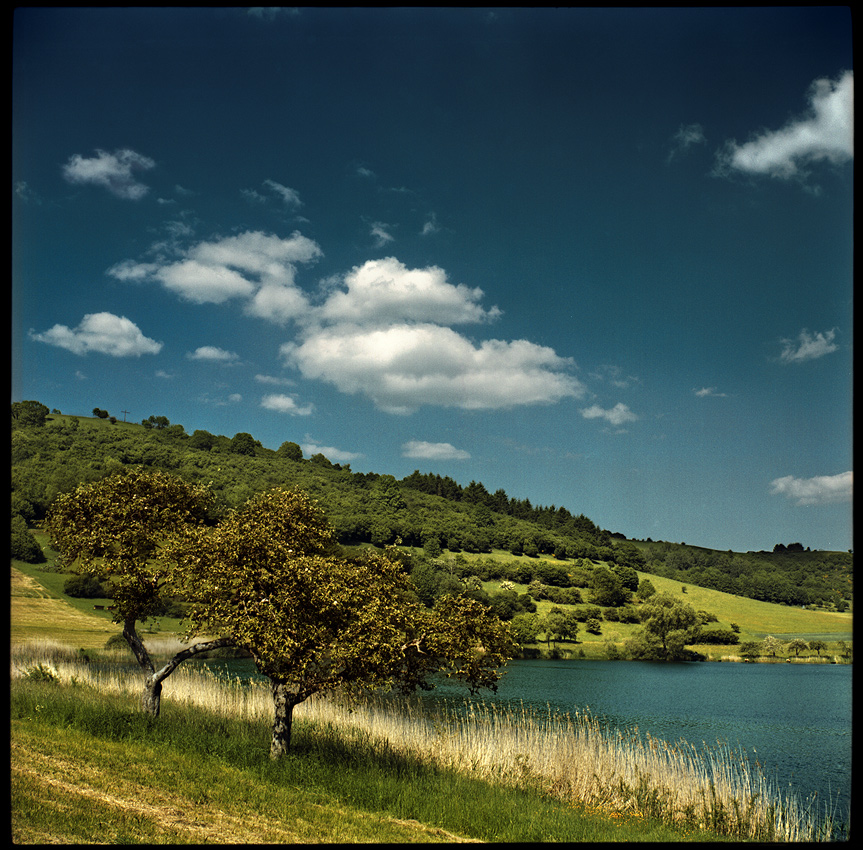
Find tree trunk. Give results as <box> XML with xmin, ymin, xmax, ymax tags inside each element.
<box><xmin>270</xmin><ymin>680</ymin><xmax>297</xmax><ymax>759</ymax></box>
<box><xmin>142</xmin><ymin>674</ymin><xmax>163</xmax><ymax>716</ymax></box>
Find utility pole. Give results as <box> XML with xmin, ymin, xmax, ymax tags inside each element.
<box><xmin>121</xmin><ymin>409</ymin><xmax>130</xmax><ymax>422</ymax></box>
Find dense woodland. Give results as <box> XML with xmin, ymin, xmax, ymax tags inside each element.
<box><xmin>10</xmin><ymin>400</ymin><xmax>853</xmax><ymax>612</ymax></box>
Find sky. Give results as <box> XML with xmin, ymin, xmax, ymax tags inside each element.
<box><xmin>12</xmin><ymin>7</ymin><xmax>853</xmax><ymax>553</ymax></box>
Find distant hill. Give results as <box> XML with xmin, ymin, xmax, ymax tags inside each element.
<box><xmin>10</xmin><ymin>402</ymin><xmax>853</xmax><ymax>611</ymax></box>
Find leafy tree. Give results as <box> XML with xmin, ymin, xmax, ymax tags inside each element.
<box><xmin>277</xmin><ymin>440</ymin><xmax>303</xmax><ymax>461</ymax></box>
<box><xmin>626</xmin><ymin>592</ymin><xmax>700</xmax><ymax>661</ymax></box>
<box><xmin>590</xmin><ymin>566</ymin><xmax>630</xmax><ymax>607</ymax></box>
<box><xmin>761</xmin><ymin>635</ymin><xmax>784</xmax><ymax>658</ymax></box>
<box><xmin>46</xmin><ymin>469</ymin><xmax>235</xmax><ymax>715</ymax></box>
<box><xmin>93</xmin><ymin>407</ymin><xmax>110</xmax><ymax>419</ymax></box>
<box><xmin>585</xmin><ymin>617</ymin><xmax>602</xmax><ymax>635</ymax></box>
<box><xmin>230</xmin><ymin>432</ymin><xmax>258</xmax><ymax>456</ymax></box>
<box><xmin>636</xmin><ymin>578</ymin><xmax>657</xmax><ymax>601</ymax></box>
<box><xmin>11</xmin><ymin>515</ymin><xmax>46</xmax><ymax>563</ymax></box>
<box><xmin>171</xmin><ymin>488</ymin><xmax>515</xmax><ymax>758</ymax></box>
<box><xmin>188</xmin><ymin>429</ymin><xmax>217</xmax><ymax>451</ymax></box>
<box><xmin>509</xmin><ymin>612</ymin><xmax>541</xmax><ymax>646</ymax></box>
<box><xmin>808</xmin><ymin>639</ymin><xmax>827</xmax><ymax>657</ymax></box>
<box><xmin>63</xmin><ymin>574</ymin><xmax>107</xmax><ymax>599</ymax></box>
<box><xmin>11</xmin><ymin>400</ymin><xmax>49</xmax><ymax>427</ymax></box>
<box><xmin>787</xmin><ymin>638</ymin><xmax>808</xmax><ymax>657</ymax></box>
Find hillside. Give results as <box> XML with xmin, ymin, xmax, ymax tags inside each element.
<box><xmin>10</xmin><ymin>401</ymin><xmax>853</xmax><ymax>614</ymax></box>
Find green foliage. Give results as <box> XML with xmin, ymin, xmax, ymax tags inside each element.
<box><xmin>63</xmin><ymin>574</ymin><xmax>108</xmax><ymax>599</ymax></box>
<box><xmin>626</xmin><ymin>592</ymin><xmax>701</xmax><ymax>661</ymax></box>
<box><xmin>11</xmin><ymin>400</ymin><xmax>49</xmax><ymax>427</ymax></box>
<box><xmin>277</xmin><ymin>440</ymin><xmax>303</xmax><ymax>461</ymax></box>
<box><xmin>11</xmin><ymin>515</ymin><xmax>46</xmax><ymax>563</ymax></box>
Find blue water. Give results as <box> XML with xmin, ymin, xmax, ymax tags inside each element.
<box><xmin>201</xmin><ymin>656</ymin><xmax>851</xmax><ymax>830</ymax></box>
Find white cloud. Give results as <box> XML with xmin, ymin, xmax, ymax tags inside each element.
<box><xmin>263</xmin><ymin>179</ymin><xmax>302</xmax><ymax>206</ymax></box>
<box><xmin>260</xmin><ymin>393</ymin><xmax>314</xmax><ymax>416</ymax></box>
<box><xmin>717</xmin><ymin>71</ymin><xmax>853</xmax><ymax>180</ymax></box>
<box><xmin>421</xmin><ymin>213</ymin><xmax>441</xmax><ymax>236</ymax></box>
<box><xmin>317</xmin><ymin>257</ymin><xmax>500</xmax><ymax>327</ymax></box>
<box><xmin>694</xmin><ymin>387</ymin><xmax>727</xmax><ymax>398</ymax></box>
<box><xmin>107</xmin><ymin>230</ymin><xmax>321</xmax><ymax>318</ymax></box>
<box><xmin>187</xmin><ymin>346</ymin><xmax>239</xmax><ymax>362</ymax></box>
<box><xmin>282</xmin><ymin>323</ymin><xmax>582</xmax><ymax>414</ymax></box>
<box><xmin>580</xmin><ymin>402</ymin><xmax>638</xmax><ymax>427</ymax></box>
<box><xmin>770</xmin><ymin>471</ymin><xmax>852</xmax><ymax>506</ymax></box>
<box><xmin>779</xmin><ymin>329</ymin><xmax>838</xmax><ymax>363</ymax></box>
<box><xmin>255</xmin><ymin>374</ymin><xmax>294</xmax><ymax>386</ymax></box>
<box><xmin>370</xmin><ymin>222</ymin><xmax>395</xmax><ymax>247</ymax></box>
<box><xmin>301</xmin><ymin>440</ymin><xmax>363</xmax><ymax>463</ymax></box>
<box><xmin>62</xmin><ymin>148</ymin><xmax>155</xmax><ymax>200</ymax></box>
<box><xmin>30</xmin><ymin>312</ymin><xmax>163</xmax><ymax>357</ymax></box>
<box><xmin>402</xmin><ymin>440</ymin><xmax>470</xmax><ymax>460</ymax></box>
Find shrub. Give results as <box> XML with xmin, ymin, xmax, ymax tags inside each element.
<box><xmin>697</xmin><ymin>629</ymin><xmax>740</xmax><ymax>645</ymax></box>
<box><xmin>63</xmin><ymin>574</ymin><xmax>108</xmax><ymax>599</ymax></box>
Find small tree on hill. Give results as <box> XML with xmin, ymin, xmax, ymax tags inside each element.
<box><xmin>625</xmin><ymin>592</ymin><xmax>700</xmax><ymax>661</ymax></box>
<box><xmin>46</xmin><ymin>469</ymin><xmax>235</xmax><ymax>715</ymax></box>
<box><xmin>170</xmin><ymin>488</ymin><xmax>516</xmax><ymax>758</ymax></box>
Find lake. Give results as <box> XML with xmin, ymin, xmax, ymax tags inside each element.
<box><xmin>417</xmin><ymin>659</ymin><xmax>852</xmax><ymax>830</ymax></box>
<box><xmin>204</xmin><ymin>656</ymin><xmax>851</xmax><ymax>831</ymax></box>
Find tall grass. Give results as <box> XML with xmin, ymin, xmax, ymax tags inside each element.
<box><xmin>11</xmin><ymin>639</ymin><xmax>839</xmax><ymax>841</ymax></box>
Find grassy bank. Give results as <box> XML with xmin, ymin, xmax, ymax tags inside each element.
<box><xmin>11</xmin><ymin>641</ymin><xmax>839</xmax><ymax>842</ymax></box>
<box><xmin>12</xmin><ymin>669</ymin><xmax>731</xmax><ymax>843</ymax></box>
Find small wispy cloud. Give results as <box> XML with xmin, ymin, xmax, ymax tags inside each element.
<box><xmin>260</xmin><ymin>393</ymin><xmax>314</xmax><ymax>416</ymax></box>
<box><xmin>370</xmin><ymin>222</ymin><xmax>395</xmax><ymax>247</ymax></box>
<box><xmin>187</xmin><ymin>346</ymin><xmax>239</xmax><ymax>362</ymax></box>
<box><xmin>30</xmin><ymin>312</ymin><xmax>162</xmax><ymax>357</ymax></box>
<box><xmin>694</xmin><ymin>387</ymin><xmax>727</xmax><ymax>398</ymax></box>
<box><xmin>255</xmin><ymin>374</ymin><xmax>294</xmax><ymax>386</ymax></box>
<box><xmin>402</xmin><ymin>440</ymin><xmax>471</xmax><ymax>460</ymax></box>
<box><xmin>779</xmin><ymin>329</ymin><xmax>838</xmax><ymax>363</ymax></box>
<box><xmin>62</xmin><ymin>148</ymin><xmax>155</xmax><ymax>200</ymax></box>
<box><xmin>580</xmin><ymin>402</ymin><xmax>638</xmax><ymax>427</ymax></box>
<box><xmin>770</xmin><ymin>471</ymin><xmax>852</xmax><ymax>506</ymax></box>
<box><xmin>667</xmin><ymin>123</ymin><xmax>706</xmax><ymax>162</ymax></box>
<box><xmin>715</xmin><ymin>71</ymin><xmax>853</xmax><ymax>182</ymax></box>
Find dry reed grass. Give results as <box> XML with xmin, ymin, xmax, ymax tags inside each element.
<box><xmin>10</xmin><ymin>639</ymin><xmax>834</xmax><ymax>841</ymax></box>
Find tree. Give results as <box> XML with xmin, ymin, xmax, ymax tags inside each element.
<box><xmin>590</xmin><ymin>566</ymin><xmax>630</xmax><ymax>607</ymax></box>
<box><xmin>761</xmin><ymin>635</ymin><xmax>784</xmax><ymax>658</ymax></box>
<box><xmin>626</xmin><ymin>592</ymin><xmax>700</xmax><ymax>661</ymax></box>
<box><xmin>11</xmin><ymin>515</ymin><xmax>46</xmax><ymax>563</ymax></box>
<box><xmin>277</xmin><ymin>440</ymin><xmax>303</xmax><ymax>461</ymax></box>
<box><xmin>230</xmin><ymin>432</ymin><xmax>258</xmax><ymax>455</ymax></box>
<box><xmin>11</xmin><ymin>400</ymin><xmax>49</xmax><ymax>427</ymax></box>
<box><xmin>808</xmin><ymin>639</ymin><xmax>827</xmax><ymax>657</ymax></box>
<box><xmin>739</xmin><ymin>641</ymin><xmax>761</xmax><ymax>661</ymax></box>
<box><xmin>787</xmin><ymin>638</ymin><xmax>808</xmax><ymax>657</ymax></box>
<box><xmin>171</xmin><ymin>488</ymin><xmax>515</xmax><ymax>758</ymax></box>
<box><xmin>45</xmin><ymin>469</ymin><xmax>235</xmax><ymax>715</ymax></box>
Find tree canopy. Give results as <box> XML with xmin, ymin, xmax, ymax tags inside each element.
<box><xmin>170</xmin><ymin>487</ymin><xmax>516</xmax><ymax>757</ymax></box>
<box><xmin>45</xmin><ymin>468</ymin><xmax>234</xmax><ymax>714</ymax></box>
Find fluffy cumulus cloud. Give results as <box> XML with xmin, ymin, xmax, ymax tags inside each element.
<box><xmin>301</xmin><ymin>441</ymin><xmax>363</xmax><ymax>464</ymax></box>
<box><xmin>30</xmin><ymin>312</ymin><xmax>162</xmax><ymax>356</ymax></box>
<box><xmin>580</xmin><ymin>402</ymin><xmax>638</xmax><ymax>427</ymax></box>
<box><xmin>317</xmin><ymin>258</ymin><xmax>500</xmax><ymax>327</ymax></box>
<box><xmin>402</xmin><ymin>440</ymin><xmax>471</xmax><ymax>460</ymax></box>
<box><xmin>779</xmin><ymin>329</ymin><xmax>838</xmax><ymax>363</ymax></box>
<box><xmin>62</xmin><ymin>148</ymin><xmax>156</xmax><ymax>200</ymax></box>
<box><xmin>110</xmin><ymin>231</ymin><xmax>582</xmax><ymax>413</ymax></box>
<box><xmin>770</xmin><ymin>471</ymin><xmax>852</xmax><ymax>506</ymax></box>
<box><xmin>717</xmin><ymin>71</ymin><xmax>853</xmax><ymax>180</ymax></box>
<box><xmin>108</xmin><ymin>230</ymin><xmax>322</xmax><ymax>321</ymax></box>
<box><xmin>282</xmin><ymin>323</ymin><xmax>580</xmax><ymax>414</ymax></box>
<box><xmin>260</xmin><ymin>393</ymin><xmax>314</xmax><ymax>416</ymax></box>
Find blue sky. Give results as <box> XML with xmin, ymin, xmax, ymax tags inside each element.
<box><xmin>13</xmin><ymin>7</ymin><xmax>853</xmax><ymax>552</ymax></box>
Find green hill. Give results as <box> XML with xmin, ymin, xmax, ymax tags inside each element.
<box><xmin>10</xmin><ymin>402</ymin><xmax>853</xmax><ymax>620</ymax></box>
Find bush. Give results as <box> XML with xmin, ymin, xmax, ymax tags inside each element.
<box><xmin>63</xmin><ymin>574</ymin><xmax>108</xmax><ymax>599</ymax></box>
<box><xmin>696</xmin><ymin>628</ymin><xmax>740</xmax><ymax>645</ymax></box>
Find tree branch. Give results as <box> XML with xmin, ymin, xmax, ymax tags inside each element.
<box><xmin>153</xmin><ymin>636</ymin><xmax>238</xmax><ymax>684</ymax></box>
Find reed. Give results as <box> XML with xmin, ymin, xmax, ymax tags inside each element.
<box><xmin>10</xmin><ymin>640</ymin><xmax>837</xmax><ymax>841</ymax></box>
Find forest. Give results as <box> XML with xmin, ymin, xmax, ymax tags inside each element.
<box><xmin>10</xmin><ymin>400</ymin><xmax>853</xmax><ymax>612</ymax></box>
